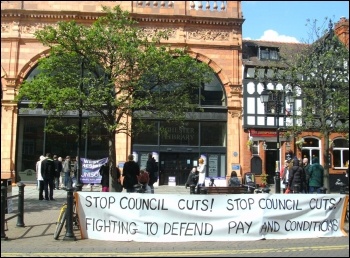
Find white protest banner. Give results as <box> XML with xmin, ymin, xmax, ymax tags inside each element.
<box><xmin>76</xmin><ymin>192</ymin><xmax>348</xmax><ymax>242</ymax></box>
<box><xmin>80</xmin><ymin>157</ymin><xmax>108</xmax><ymax>184</ymax></box>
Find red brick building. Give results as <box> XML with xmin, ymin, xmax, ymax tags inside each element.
<box><xmin>1</xmin><ymin>2</ymin><xmax>348</xmax><ymax>188</ymax></box>
<box><xmin>1</xmin><ymin>1</ymin><xmax>244</xmax><ymax>185</ymax></box>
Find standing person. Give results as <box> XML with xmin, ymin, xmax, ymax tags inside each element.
<box><xmin>303</xmin><ymin>158</ymin><xmax>310</xmax><ymax>193</ymax></box>
<box><xmin>197</xmin><ymin>158</ymin><xmax>206</xmax><ymax>187</ymax></box>
<box><xmin>228</xmin><ymin>171</ymin><xmax>241</xmax><ymax>187</ymax></box>
<box><xmin>36</xmin><ymin>155</ymin><xmax>45</xmax><ymax>200</ymax></box>
<box><xmin>58</xmin><ymin>157</ymin><xmax>64</xmax><ymax>188</ymax></box>
<box><xmin>72</xmin><ymin>156</ymin><xmax>79</xmax><ymax>187</ymax></box>
<box><xmin>185</xmin><ymin>167</ymin><xmax>198</xmax><ymax>188</ymax></box>
<box><xmin>53</xmin><ymin>155</ymin><xmax>62</xmax><ymax>190</ymax></box>
<box><xmin>288</xmin><ymin>157</ymin><xmax>305</xmax><ymax>193</ymax></box>
<box><xmin>146</xmin><ymin>153</ymin><xmax>158</xmax><ymax>194</ymax></box>
<box><xmin>137</xmin><ymin>169</ymin><xmax>152</xmax><ymax>193</ymax></box>
<box><xmin>111</xmin><ymin>166</ymin><xmax>122</xmax><ymax>192</ymax></box>
<box><xmin>308</xmin><ymin>156</ymin><xmax>324</xmax><ymax>193</ymax></box>
<box><xmin>99</xmin><ymin>163</ymin><xmax>109</xmax><ymax>192</ymax></box>
<box><xmin>280</xmin><ymin>160</ymin><xmax>290</xmax><ymax>193</ymax></box>
<box><xmin>122</xmin><ymin>154</ymin><xmax>140</xmax><ymax>193</ymax></box>
<box><xmin>41</xmin><ymin>153</ymin><xmax>56</xmax><ymax>201</ymax></box>
<box><xmin>62</xmin><ymin>156</ymin><xmax>71</xmax><ymax>189</ymax></box>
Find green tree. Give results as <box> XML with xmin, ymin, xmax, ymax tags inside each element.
<box><xmin>16</xmin><ymin>6</ymin><xmax>212</xmax><ymax>191</ymax></box>
<box><xmin>286</xmin><ymin>19</ymin><xmax>349</xmax><ymax>193</ymax></box>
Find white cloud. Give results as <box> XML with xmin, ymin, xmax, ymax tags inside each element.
<box><xmin>257</xmin><ymin>30</ymin><xmax>299</xmax><ymax>43</ymax></box>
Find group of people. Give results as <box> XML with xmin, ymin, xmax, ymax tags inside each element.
<box><xmin>104</xmin><ymin>153</ymin><xmax>159</xmax><ymax>193</ymax></box>
<box><xmin>280</xmin><ymin>156</ymin><xmax>324</xmax><ymax>194</ymax></box>
<box><xmin>36</xmin><ymin>154</ymin><xmax>78</xmax><ymax>201</ymax></box>
<box><xmin>36</xmin><ymin>152</ymin><xmax>160</xmax><ymax>196</ymax></box>
<box><xmin>185</xmin><ymin>158</ymin><xmax>207</xmax><ymax>189</ymax></box>
<box><xmin>99</xmin><ymin>162</ymin><xmax>122</xmax><ymax>192</ymax></box>
<box><xmin>185</xmin><ymin>158</ymin><xmax>243</xmax><ymax>189</ymax></box>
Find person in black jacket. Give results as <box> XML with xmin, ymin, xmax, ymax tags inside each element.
<box><xmin>185</xmin><ymin>167</ymin><xmax>199</xmax><ymax>188</ymax></box>
<box><xmin>288</xmin><ymin>157</ymin><xmax>306</xmax><ymax>193</ymax></box>
<box><xmin>122</xmin><ymin>154</ymin><xmax>140</xmax><ymax>193</ymax></box>
<box><xmin>99</xmin><ymin>163</ymin><xmax>109</xmax><ymax>192</ymax></box>
<box><xmin>53</xmin><ymin>155</ymin><xmax>62</xmax><ymax>190</ymax></box>
<box><xmin>146</xmin><ymin>153</ymin><xmax>158</xmax><ymax>194</ymax></box>
<box><xmin>41</xmin><ymin>153</ymin><xmax>56</xmax><ymax>200</ymax></box>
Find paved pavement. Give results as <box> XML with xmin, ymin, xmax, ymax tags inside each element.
<box><xmin>1</xmin><ymin>183</ymin><xmax>349</xmax><ymax>257</ymax></box>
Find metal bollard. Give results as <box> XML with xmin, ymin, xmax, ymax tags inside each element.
<box><xmin>63</xmin><ymin>187</ymin><xmax>76</xmax><ymax>241</ymax></box>
<box><xmin>16</xmin><ymin>182</ymin><xmax>25</xmax><ymax>227</ymax></box>
<box><xmin>275</xmin><ymin>171</ymin><xmax>281</xmax><ymax>194</ymax></box>
<box><xmin>1</xmin><ymin>186</ymin><xmax>8</xmax><ymax>240</ymax></box>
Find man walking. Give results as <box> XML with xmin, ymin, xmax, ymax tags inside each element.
<box><xmin>41</xmin><ymin>153</ymin><xmax>56</xmax><ymax>200</ymax></box>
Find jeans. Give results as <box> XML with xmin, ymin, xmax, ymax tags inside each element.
<box><xmin>64</xmin><ymin>172</ymin><xmax>71</xmax><ymax>188</ymax></box>
<box><xmin>38</xmin><ymin>180</ymin><xmax>44</xmax><ymax>200</ymax></box>
<box><xmin>54</xmin><ymin>176</ymin><xmax>60</xmax><ymax>189</ymax></box>
<box><xmin>309</xmin><ymin>186</ymin><xmax>321</xmax><ymax>193</ymax></box>
<box><xmin>43</xmin><ymin>178</ymin><xmax>54</xmax><ymax>200</ymax></box>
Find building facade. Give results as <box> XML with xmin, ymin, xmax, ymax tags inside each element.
<box><xmin>1</xmin><ymin>2</ymin><xmax>348</xmax><ymax>188</ymax></box>
<box><xmin>1</xmin><ymin>1</ymin><xmax>245</xmax><ymax>184</ymax></box>
<box><xmin>241</xmin><ymin>17</ymin><xmax>349</xmax><ymax>189</ymax></box>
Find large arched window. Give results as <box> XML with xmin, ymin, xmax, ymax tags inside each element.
<box><xmin>332</xmin><ymin>138</ymin><xmax>349</xmax><ymax>168</ymax></box>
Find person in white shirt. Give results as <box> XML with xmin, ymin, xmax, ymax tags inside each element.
<box><xmin>36</xmin><ymin>155</ymin><xmax>45</xmax><ymax>200</ymax></box>
<box><xmin>197</xmin><ymin>158</ymin><xmax>206</xmax><ymax>188</ymax></box>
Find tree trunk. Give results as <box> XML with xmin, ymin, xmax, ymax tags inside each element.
<box><xmin>108</xmin><ymin>131</ymin><xmax>117</xmax><ymax>192</ymax></box>
<box><xmin>323</xmin><ymin>133</ymin><xmax>330</xmax><ymax>194</ymax></box>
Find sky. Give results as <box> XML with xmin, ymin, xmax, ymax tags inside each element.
<box><xmin>242</xmin><ymin>1</ymin><xmax>349</xmax><ymax>43</ymax></box>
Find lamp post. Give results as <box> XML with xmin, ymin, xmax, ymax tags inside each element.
<box><xmin>260</xmin><ymin>87</ymin><xmax>294</xmax><ymax>193</ymax></box>
<box><xmin>75</xmin><ymin>57</ymin><xmax>84</xmax><ymax>192</ymax></box>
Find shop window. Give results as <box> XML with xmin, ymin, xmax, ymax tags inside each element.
<box><xmin>201</xmin><ymin>122</ymin><xmax>226</xmax><ymax>146</ymax></box>
<box><xmin>259</xmin><ymin>47</ymin><xmax>279</xmax><ymax>60</ymax></box>
<box><xmin>301</xmin><ymin>137</ymin><xmax>321</xmax><ymax>165</ymax></box>
<box><xmin>160</xmin><ymin>121</ymin><xmax>199</xmax><ymax>146</ymax></box>
<box><xmin>252</xmin><ymin>141</ymin><xmax>259</xmax><ymax>155</ymax></box>
<box><xmin>133</xmin><ymin>121</ymin><xmax>159</xmax><ymax>145</ymax></box>
<box><xmin>332</xmin><ymin>138</ymin><xmax>349</xmax><ymax>168</ymax></box>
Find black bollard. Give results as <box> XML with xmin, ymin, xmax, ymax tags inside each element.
<box><xmin>63</xmin><ymin>187</ymin><xmax>76</xmax><ymax>241</ymax></box>
<box><xmin>1</xmin><ymin>186</ymin><xmax>8</xmax><ymax>240</ymax></box>
<box><xmin>275</xmin><ymin>171</ymin><xmax>281</xmax><ymax>194</ymax></box>
<box><xmin>16</xmin><ymin>182</ymin><xmax>25</xmax><ymax>227</ymax></box>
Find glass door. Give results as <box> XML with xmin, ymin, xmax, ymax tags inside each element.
<box><xmin>159</xmin><ymin>153</ymin><xmax>199</xmax><ymax>185</ymax></box>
